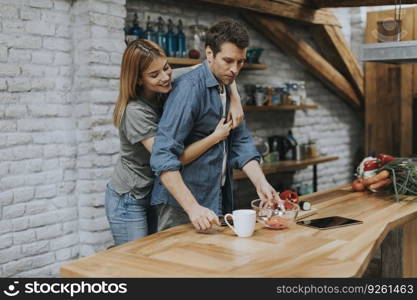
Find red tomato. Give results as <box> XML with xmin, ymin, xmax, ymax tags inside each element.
<box><xmin>283</xmin><ymin>201</ymin><xmax>296</xmax><ymax>210</ymax></box>
<box><xmin>352</xmin><ymin>179</ymin><xmax>365</xmax><ymax>191</ymax></box>
<box><xmin>279</xmin><ymin>190</ymin><xmax>299</xmax><ymax>204</ymax></box>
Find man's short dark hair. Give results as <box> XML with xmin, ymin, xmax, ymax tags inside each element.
<box><xmin>205</xmin><ymin>19</ymin><xmax>250</xmax><ymax>56</ymax></box>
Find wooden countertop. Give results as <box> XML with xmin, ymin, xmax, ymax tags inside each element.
<box><xmin>61</xmin><ymin>185</ymin><xmax>417</xmax><ymax>278</ymax></box>
<box><xmin>233</xmin><ymin>156</ymin><xmax>339</xmax><ymax>180</ymax></box>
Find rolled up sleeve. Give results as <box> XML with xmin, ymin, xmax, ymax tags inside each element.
<box><xmin>150</xmin><ymin>80</ymin><xmax>199</xmax><ymax>176</ymax></box>
<box><xmin>229</xmin><ymin>120</ymin><xmax>261</xmax><ymax>170</ymax></box>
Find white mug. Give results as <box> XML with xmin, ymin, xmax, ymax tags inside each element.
<box><xmin>224</xmin><ymin>209</ymin><xmax>256</xmax><ymax>238</ymax></box>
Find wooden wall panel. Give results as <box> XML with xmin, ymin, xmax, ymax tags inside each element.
<box><xmin>365</xmin><ymin>8</ymin><xmax>414</xmax><ymax>157</ymax></box>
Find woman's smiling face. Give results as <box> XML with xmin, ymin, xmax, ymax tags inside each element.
<box><xmin>140</xmin><ymin>56</ymin><xmax>173</xmax><ymax>94</ymax></box>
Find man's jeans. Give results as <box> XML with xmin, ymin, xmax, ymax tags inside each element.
<box><xmin>105</xmin><ymin>183</ymin><xmax>155</xmax><ymax>246</ymax></box>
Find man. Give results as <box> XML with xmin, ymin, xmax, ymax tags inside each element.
<box><xmin>150</xmin><ymin>19</ymin><xmax>277</xmax><ymax>232</ymax></box>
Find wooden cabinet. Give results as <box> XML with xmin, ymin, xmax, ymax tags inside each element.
<box><xmin>365</xmin><ymin>7</ymin><xmax>416</xmax><ymax>157</ymax></box>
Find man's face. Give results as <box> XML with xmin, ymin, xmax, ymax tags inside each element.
<box><xmin>206</xmin><ymin>42</ymin><xmax>247</xmax><ymax>86</ymax></box>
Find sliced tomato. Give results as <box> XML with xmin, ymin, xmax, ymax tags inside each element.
<box><xmin>266</xmin><ymin>216</ymin><xmax>290</xmax><ymax>229</ymax></box>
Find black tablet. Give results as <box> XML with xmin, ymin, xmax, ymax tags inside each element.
<box><xmin>296</xmin><ymin>216</ymin><xmax>363</xmax><ymax>230</ymax></box>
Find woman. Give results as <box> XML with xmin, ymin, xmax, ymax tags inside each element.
<box><xmin>105</xmin><ymin>39</ymin><xmax>245</xmax><ymax>246</ymax></box>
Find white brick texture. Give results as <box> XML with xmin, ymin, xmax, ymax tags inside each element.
<box><xmin>0</xmin><ymin>0</ymin><xmax>121</xmax><ymax>277</ymax></box>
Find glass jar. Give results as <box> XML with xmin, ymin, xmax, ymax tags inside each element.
<box><xmin>271</xmin><ymin>87</ymin><xmax>282</xmax><ymax>105</ymax></box>
<box><xmin>255</xmin><ymin>85</ymin><xmax>267</xmax><ymax>106</ymax></box>
<box><xmin>308</xmin><ymin>140</ymin><xmax>318</xmax><ymax>158</ymax></box>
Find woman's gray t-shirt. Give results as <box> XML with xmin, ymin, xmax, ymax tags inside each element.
<box><xmin>110</xmin><ymin>96</ymin><xmax>164</xmax><ymax>199</ymax></box>
<box><xmin>109</xmin><ymin>66</ymin><xmax>195</xmax><ymax>199</ymax></box>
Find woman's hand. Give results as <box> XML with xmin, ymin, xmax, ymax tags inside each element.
<box><xmin>212</xmin><ymin>117</ymin><xmax>232</xmax><ymax>143</ymax></box>
<box><xmin>229</xmin><ymin>81</ymin><xmax>245</xmax><ymax>129</ymax></box>
<box><xmin>228</xmin><ymin>102</ymin><xmax>244</xmax><ymax>129</ymax></box>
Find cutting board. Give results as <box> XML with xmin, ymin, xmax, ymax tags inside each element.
<box><xmin>296</xmin><ymin>206</ymin><xmax>318</xmax><ymax>221</ymax></box>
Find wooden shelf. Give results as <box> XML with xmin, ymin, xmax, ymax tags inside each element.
<box><xmin>241</xmin><ymin>63</ymin><xmax>267</xmax><ymax>70</ymax></box>
<box><xmin>233</xmin><ymin>156</ymin><xmax>339</xmax><ymax>180</ymax></box>
<box><xmin>167</xmin><ymin>57</ymin><xmax>267</xmax><ymax>70</ymax></box>
<box><xmin>243</xmin><ymin>104</ymin><xmax>319</xmax><ymax>111</ymax></box>
<box><xmin>167</xmin><ymin>57</ymin><xmax>201</xmax><ymax>66</ymax></box>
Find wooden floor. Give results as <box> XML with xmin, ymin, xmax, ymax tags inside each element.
<box><xmin>61</xmin><ymin>185</ymin><xmax>417</xmax><ymax>278</ymax></box>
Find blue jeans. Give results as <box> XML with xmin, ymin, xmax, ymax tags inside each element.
<box><xmin>105</xmin><ymin>183</ymin><xmax>153</xmax><ymax>246</ymax></box>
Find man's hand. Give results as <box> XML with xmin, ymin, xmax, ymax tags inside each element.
<box><xmin>256</xmin><ymin>179</ymin><xmax>278</xmax><ymax>208</ymax></box>
<box><xmin>186</xmin><ymin>203</ymin><xmax>220</xmax><ymax>231</ymax></box>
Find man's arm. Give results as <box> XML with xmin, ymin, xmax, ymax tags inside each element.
<box><xmin>242</xmin><ymin>160</ymin><xmax>277</xmax><ymax>207</ymax></box>
<box><xmin>229</xmin><ymin>121</ymin><xmax>278</xmax><ymax>206</ymax></box>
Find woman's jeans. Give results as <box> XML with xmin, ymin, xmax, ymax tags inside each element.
<box><xmin>105</xmin><ymin>183</ymin><xmax>155</xmax><ymax>246</ymax></box>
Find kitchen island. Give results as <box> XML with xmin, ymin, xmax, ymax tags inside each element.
<box><xmin>60</xmin><ymin>185</ymin><xmax>417</xmax><ymax>277</ymax></box>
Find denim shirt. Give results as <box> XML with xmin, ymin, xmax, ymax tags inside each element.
<box><xmin>150</xmin><ymin>61</ymin><xmax>260</xmax><ymax>215</ymax></box>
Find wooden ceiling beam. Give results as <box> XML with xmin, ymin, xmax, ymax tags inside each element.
<box><xmin>195</xmin><ymin>0</ymin><xmax>341</xmax><ymax>26</ymax></box>
<box><xmin>241</xmin><ymin>12</ymin><xmax>362</xmax><ymax>111</ymax></box>
<box><xmin>311</xmin><ymin>25</ymin><xmax>364</xmax><ymax>101</ymax></box>
<box><xmin>270</xmin><ymin>0</ymin><xmax>315</xmax><ymax>8</ymax></box>
<box><xmin>313</xmin><ymin>0</ymin><xmax>417</xmax><ymax>7</ymax></box>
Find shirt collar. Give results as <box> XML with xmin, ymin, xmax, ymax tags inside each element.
<box><xmin>203</xmin><ymin>60</ymin><xmax>220</xmax><ymax>88</ymax></box>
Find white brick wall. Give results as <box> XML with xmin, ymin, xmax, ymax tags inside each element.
<box><xmin>0</xmin><ymin>0</ymin><xmax>375</xmax><ymax>278</ymax></box>
<box><xmin>0</xmin><ymin>0</ymin><xmax>125</xmax><ymax>277</ymax></box>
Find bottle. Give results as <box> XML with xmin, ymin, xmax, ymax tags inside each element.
<box><xmin>176</xmin><ymin>19</ymin><xmax>187</xmax><ymax>58</ymax></box>
<box><xmin>124</xmin><ymin>25</ymin><xmax>130</xmax><ymax>45</ymax></box>
<box><xmin>268</xmin><ymin>136</ymin><xmax>279</xmax><ymax>162</ymax></box>
<box><xmin>287</xmin><ymin>130</ymin><xmax>298</xmax><ymax>160</ymax></box>
<box><xmin>144</xmin><ymin>16</ymin><xmax>157</xmax><ymax>43</ymax></box>
<box><xmin>156</xmin><ymin>16</ymin><xmax>166</xmax><ymax>51</ymax></box>
<box><xmin>129</xmin><ymin>13</ymin><xmax>144</xmax><ymax>38</ymax></box>
<box><xmin>165</xmin><ymin>19</ymin><xmax>177</xmax><ymax>57</ymax></box>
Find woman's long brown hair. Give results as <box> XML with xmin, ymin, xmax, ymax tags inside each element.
<box><xmin>113</xmin><ymin>39</ymin><xmax>165</xmax><ymax>128</ymax></box>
